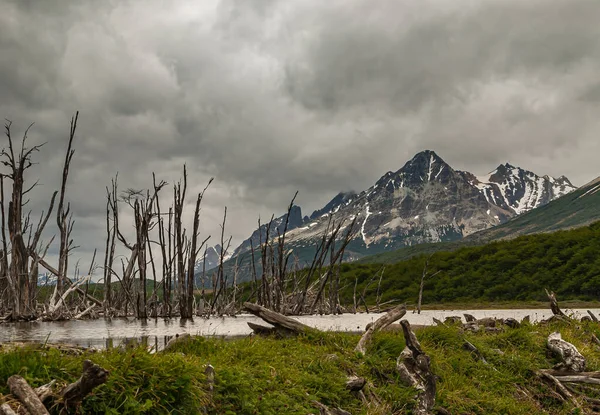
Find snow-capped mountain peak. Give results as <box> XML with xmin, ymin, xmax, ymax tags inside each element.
<box><xmin>474</xmin><ymin>164</ymin><xmax>576</xmax><ymax>214</ymax></box>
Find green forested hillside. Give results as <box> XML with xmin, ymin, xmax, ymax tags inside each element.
<box><xmin>339</xmin><ymin>221</ymin><xmax>600</xmax><ymax>306</ymax></box>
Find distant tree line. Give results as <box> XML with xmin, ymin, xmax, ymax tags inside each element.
<box><xmin>339</xmin><ymin>221</ymin><xmax>600</xmax><ymax>306</ymax></box>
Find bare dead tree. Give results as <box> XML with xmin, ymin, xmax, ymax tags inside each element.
<box><xmin>102</xmin><ymin>177</ymin><xmax>118</xmax><ymax>314</ymax></box>
<box><xmin>417</xmin><ymin>254</ymin><xmax>441</xmax><ymax>314</ymax></box>
<box><xmin>182</xmin><ymin>178</ymin><xmax>212</xmax><ymax>319</ymax></box>
<box><xmin>1</xmin><ymin>120</ymin><xmax>58</xmax><ymax>318</ymax></box>
<box><xmin>55</xmin><ymin>112</ymin><xmax>78</xmax><ymax>297</ymax></box>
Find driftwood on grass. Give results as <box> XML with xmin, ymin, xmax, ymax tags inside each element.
<box><xmin>35</xmin><ymin>380</ymin><xmax>57</xmax><ymax>403</ymax></box>
<box><xmin>463</xmin><ymin>341</ymin><xmax>488</xmax><ymax>364</ymax></box>
<box><xmin>547</xmin><ymin>332</ymin><xmax>586</xmax><ymax>373</ymax></box>
<box><xmin>246</xmin><ymin>321</ymin><xmax>290</xmax><ymax>337</ymax></box>
<box><xmin>312</xmin><ymin>400</ymin><xmax>351</xmax><ymax>415</ymax></box>
<box><xmin>205</xmin><ymin>364</ymin><xmax>215</xmax><ymax>395</ymax></box>
<box><xmin>244</xmin><ymin>302</ymin><xmax>314</xmax><ymax>334</ymax></box>
<box><xmin>60</xmin><ymin>360</ymin><xmax>109</xmax><ymax>407</ymax></box>
<box><xmin>7</xmin><ymin>375</ymin><xmax>50</xmax><ymax>415</ymax></box>
<box><xmin>354</xmin><ymin>304</ymin><xmax>406</xmax><ymax>354</ymax></box>
<box><xmin>397</xmin><ymin>320</ymin><xmax>437</xmax><ymax>415</ymax></box>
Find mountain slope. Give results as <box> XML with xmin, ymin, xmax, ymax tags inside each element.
<box><xmin>280</xmin><ymin>150</ymin><xmax>574</xmax><ymax>259</ymax></box>
<box><xmin>199</xmin><ymin>150</ymin><xmax>578</xmax><ymax>281</ymax></box>
<box><xmin>361</xmin><ymin>176</ymin><xmax>600</xmax><ymax>264</ymax></box>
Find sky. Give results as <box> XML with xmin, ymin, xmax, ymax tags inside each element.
<box><xmin>1</xmin><ymin>0</ymin><xmax>599</xmax><ymax>276</ymax></box>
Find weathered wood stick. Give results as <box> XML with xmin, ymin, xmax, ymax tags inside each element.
<box><xmin>0</xmin><ymin>403</ymin><xmax>18</xmax><ymax>415</ymax></box>
<box><xmin>355</xmin><ymin>304</ymin><xmax>406</xmax><ymax>354</ymax></box>
<box><xmin>538</xmin><ymin>371</ymin><xmax>581</xmax><ymax>409</ymax></box>
<box><xmin>312</xmin><ymin>400</ymin><xmax>351</xmax><ymax>415</ymax></box>
<box><xmin>545</xmin><ymin>289</ymin><xmax>567</xmax><ymax>317</ymax></box>
<box><xmin>243</xmin><ymin>302</ymin><xmax>313</xmax><ymax>334</ymax></box>
<box><xmin>547</xmin><ymin>332</ymin><xmax>586</xmax><ymax>373</ymax></box>
<box><xmin>205</xmin><ymin>364</ymin><xmax>215</xmax><ymax>395</ymax></box>
<box><xmin>432</xmin><ymin>317</ymin><xmax>445</xmax><ymax>326</ymax></box>
<box><xmin>345</xmin><ymin>376</ymin><xmax>366</xmax><ymax>392</ymax></box>
<box><xmin>552</xmin><ymin>375</ymin><xmax>600</xmax><ymax>385</ymax></box>
<box><xmin>463</xmin><ymin>341</ymin><xmax>487</xmax><ymax>364</ymax></box>
<box><xmin>588</xmin><ymin>310</ymin><xmax>599</xmax><ymax>322</ymax></box>
<box><xmin>60</xmin><ymin>360</ymin><xmax>109</xmax><ymax>407</ymax></box>
<box><xmin>74</xmin><ymin>304</ymin><xmax>96</xmax><ymax>320</ymax></box>
<box><xmin>7</xmin><ymin>375</ymin><xmax>50</xmax><ymax>415</ymax></box>
<box><xmin>541</xmin><ymin>369</ymin><xmax>600</xmax><ymax>378</ymax></box>
<box><xmin>34</xmin><ymin>379</ymin><xmax>56</xmax><ymax>403</ymax></box>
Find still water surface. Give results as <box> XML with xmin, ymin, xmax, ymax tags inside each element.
<box><xmin>2</xmin><ymin>309</ymin><xmax>597</xmax><ymax>350</ymax></box>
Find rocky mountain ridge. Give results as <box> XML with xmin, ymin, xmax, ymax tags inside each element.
<box><xmin>211</xmin><ymin>150</ymin><xmax>577</xmax><ymax>265</ymax></box>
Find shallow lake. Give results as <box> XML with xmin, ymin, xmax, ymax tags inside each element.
<box><xmin>1</xmin><ymin>308</ymin><xmax>597</xmax><ymax>350</ymax></box>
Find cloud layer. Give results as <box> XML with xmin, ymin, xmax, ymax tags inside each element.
<box><xmin>1</xmin><ymin>0</ymin><xmax>599</xmax><ymax>271</ymax></box>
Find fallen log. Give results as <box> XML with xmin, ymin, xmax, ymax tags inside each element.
<box><xmin>541</xmin><ymin>370</ymin><xmax>600</xmax><ymax>378</ymax></box>
<box><xmin>243</xmin><ymin>302</ymin><xmax>314</xmax><ymax>334</ymax></box>
<box><xmin>547</xmin><ymin>332</ymin><xmax>586</xmax><ymax>373</ymax></box>
<box><xmin>7</xmin><ymin>375</ymin><xmax>50</xmax><ymax>415</ymax></box>
<box><xmin>247</xmin><ymin>321</ymin><xmax>295</xmax><ymax>337</ymax></box>
<box><xmin>538</xmin><ymin>371</ymin><xmax>582</xmax><ymax>409</ymax></box>
<box><xmin>355</xmin><ymin>304</ymin><xmax>406</xmax><ymax>354</ymax></box>
<box><xmin>588</xmin><ymin>310</ymin><xmax>599</xmax><ymax>323</ymax></box>
<box><xmin>552</xmin><ymin>375</ymin><xmax>600</xmax><ymax>385</ymax></box>
<box><xmin>60</xmin><ymin>360</ymin><xmax>109</xmax><ymax>408</ymax></box>
<box><xmin>0</xmin><ymin>403</ymin><xmax>17</xmax><ymax>415</ymax></box>
<box><xmin>397</xmin><ymin>320</ymin><xmax>437</xmax><ymax>415</ymax></box>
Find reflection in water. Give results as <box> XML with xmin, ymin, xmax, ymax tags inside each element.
<box><xmin>1</xmin><ymin>309</ymin><xmax>596</xmax><ymax>351</ymax></box>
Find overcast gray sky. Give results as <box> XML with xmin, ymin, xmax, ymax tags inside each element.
<box><xmin>1</xmin><ymin>0</ymin><xmax>599</xmax><ymax>273</ymax></box>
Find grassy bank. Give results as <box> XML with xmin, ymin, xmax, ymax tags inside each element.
<box><xmin>3</xmin><ymin>320</ymin><xmax>600</xmax><ymax>414</ymax></box>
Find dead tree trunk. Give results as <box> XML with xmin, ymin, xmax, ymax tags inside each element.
<box><xmin>55</xmin><ymin>112</ymin><xmax>78</xmax><ymax>298</ymax></box>
<box><xmin>397</xmin><ymin>320</ymin><xmax>437</xmax><ymax>415</ymax></box>
<box><xmin>2</xmin><ymin>121</ymin><xmax>49</xmax><ymax>317</ymax></box>
<box><xmin>417</xmin><ymin>255</ymin><xmax>441</xmax><ymax>315</ymax></box>
<box><xmin>184</xmin><ymin>179</ymin><xmax>212</xmax><ymax>319</ymax></box>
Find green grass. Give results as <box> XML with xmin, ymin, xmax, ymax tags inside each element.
<box><xmin>3</xmin><ymin>320</ymin><xmax>600</xmax><ymax>414</ymax></box>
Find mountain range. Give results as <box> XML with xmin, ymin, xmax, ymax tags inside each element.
<box><xmin>211</xmin><ymin>150</ymin><xmax>576</xmax><ymax>269</ymax></box>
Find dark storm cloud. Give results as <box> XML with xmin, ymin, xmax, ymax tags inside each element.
<box><xmin>1</xmin><ymin>0</ymin><xmax>599</xmax><ymax>272</ymax></box>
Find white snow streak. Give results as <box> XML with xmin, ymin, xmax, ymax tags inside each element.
<box><xmin>360</xmin><ymin>203</ymin><xmax>372</xmax><ymax>245</ymax></box>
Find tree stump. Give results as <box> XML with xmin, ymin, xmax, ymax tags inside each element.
<box><xmin>60</xmin><ymin>360</ymin><xmax>109</xmax><ymax>408</ymax></box>
<box><xmin>397</xmin><ymin>320</ymin><xmax>437</xmax><ymax>415</ymax></box>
